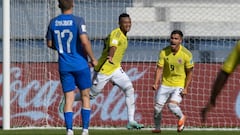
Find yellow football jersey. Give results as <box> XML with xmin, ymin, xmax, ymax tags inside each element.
<box><xmin>94</xmin><ymin>28</ymin><xmax>128</xmax><ymax>75</ymax></box>
<box><xmin>157</xmin><ymin>45</ymin><xmax>194</xmax><ymax>87</ymax></box>
<box><xmin>222</xmin><ymin>41</ymin><xmax>240</xmax><ymax>74</ymax></box>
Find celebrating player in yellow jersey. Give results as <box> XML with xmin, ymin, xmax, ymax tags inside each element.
<box><xmin>201</xmin><ymin>41</ymin><xmax>240</xmax><ymax>122</ymax></box>
<box><xmin>92</xmin><ymin>13</ymin><xmax>143</xmax><ymax>129</ymax></box>
<box><xmin>152</xmin><ymin>30</ymin><xmax>194</xmax><ymax>133</ymax></box>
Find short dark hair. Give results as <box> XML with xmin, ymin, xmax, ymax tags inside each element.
<box><xmin>119</xmin><ymin>13</ymin><xmax>130</xmax><ymax>22</ymax></box>
<box><xmin>171</xmin><ymin>30</ymin><xmax>183</xmax><ymax>38</ymax></box>
<box><xmin>58</xmin><ymin>0</ymin><xmax>73</xmax><ymax>11</ymax></box>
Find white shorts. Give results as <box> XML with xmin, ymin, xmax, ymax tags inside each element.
<box><xmin>155</xmin><ymin>85</ymin><xmax>183</xmax><ymax>105</ymax></box>
<box><xmin>91</xmin><ymin>67</ymin><xmax>133</xmax><ymax>95</ymax></box>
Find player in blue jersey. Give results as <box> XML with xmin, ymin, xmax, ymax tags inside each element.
<box><xmin>46</xmin><ymin>0</ymin><xmax>98</xmax><ymax>135</ymax></box>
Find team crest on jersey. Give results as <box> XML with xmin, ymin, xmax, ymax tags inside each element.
<box><xmin>178</xmin><ymin>58</ymin><xmax>183</xmax><ymax>64</ymax></box>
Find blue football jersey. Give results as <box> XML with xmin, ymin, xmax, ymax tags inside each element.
<box><xmin>46</xmin><ymin>14</ymin><xmax>88</xmax><ymax>71</ymax></box>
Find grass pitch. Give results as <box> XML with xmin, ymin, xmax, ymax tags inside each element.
<box><xmin>0</xmin><ymin>129</ymin><xmax>240</xmax><ymax>135</ymax></box>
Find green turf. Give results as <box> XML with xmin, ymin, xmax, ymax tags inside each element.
<box><xmin>0</xmin><ymin>129</ymin><xmax>240</xmax><ymax>135</ymax></box>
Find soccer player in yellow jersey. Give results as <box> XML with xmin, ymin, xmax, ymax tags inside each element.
<box><xmin>92</xmin><ymin>13</ymin><xmax>143</xmax><ymax>129</ymax></box>
<box><xmin>152</xmin><ymin>30</ymin><xmax>194</xmax><ymax>133</ymax></box>
<box><xmin>201</xmin><ymin>41</ymin><xmax>240</xmax><ymax>122</ymax></box>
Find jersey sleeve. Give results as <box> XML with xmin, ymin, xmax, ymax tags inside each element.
<box><xmin>185</xmin><ymin>52</ymin><xmax>194</xmax><ymax>69</ymax></box>
<box><xmin>109</xmin><ymin>31</ymin><xmax>120</xmax><ymax>48</ymax></box>
<box><xmin>77</xmin><ymin>17</ymin><xmax>87</xmax><ymax>35</ymax></box>
<box><xmin>157</xmin><ymin>50</ymin><xmax>165</xmax><ymax>67</ymax></box>
<box><xmin>45</xmin><ymin>20</ymin><xmax>53</xmax><ymax>40</ymax></box>
<box><xmin>222</xmin><ymin>41</ymin><xmax>240</xmax><ymax>74</ymax></box>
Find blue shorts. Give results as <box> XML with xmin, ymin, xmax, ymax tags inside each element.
<box><xmin>60</xmin><ymin>68</ymin><xmax>92</xmax><ymax>93</ymax></box>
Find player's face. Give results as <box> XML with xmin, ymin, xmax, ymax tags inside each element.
<box><xmin>170</xmin><ymin>34</ymin><xmax>182</xmax><ymax>52</ymax></box>
<box><xmin>119</xmin><ymin>17</ymin><xmax>131</xmax><ymax>34</ymax></box>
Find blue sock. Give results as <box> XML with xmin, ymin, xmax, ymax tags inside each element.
<box><xmin>64</xmin><ymin>112</ymin><xmax>73</xmax><ymax>130</ymax></box>
<box><xmin>81</xmin><ymin>108</ymin><xmax>91</xmax><ymax>129</ymax></box>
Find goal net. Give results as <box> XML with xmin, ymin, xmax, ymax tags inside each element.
<box><xmin>1</xmin><ymin>0</ymin><xmax>240</xmax><ymax>129</ymax></box>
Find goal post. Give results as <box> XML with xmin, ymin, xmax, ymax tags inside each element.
<box><xmin>2</xmin><ymin>0</ymin><xmax>10</xmax><ymax>130</ymax></box>
<box><xmin>1</xmin><ymin>0</ymin><xmax>240</xmax><ymax>130</ymax></box>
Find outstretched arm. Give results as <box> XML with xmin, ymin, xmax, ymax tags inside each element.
<box><xmin>210</xmin><ymin>70</ymin><xmax>229</xmax><ymax>106</ymax></box>
<box><xmin>201</xmin><ymin>70</ymin><xmax>229</xmax><ymax>122</ymax></box>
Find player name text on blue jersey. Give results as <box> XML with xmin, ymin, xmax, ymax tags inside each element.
<box><xmin>55</xmin><ymin>20</ymin><xmax>73</xmax><ymax>26</ymax></box>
